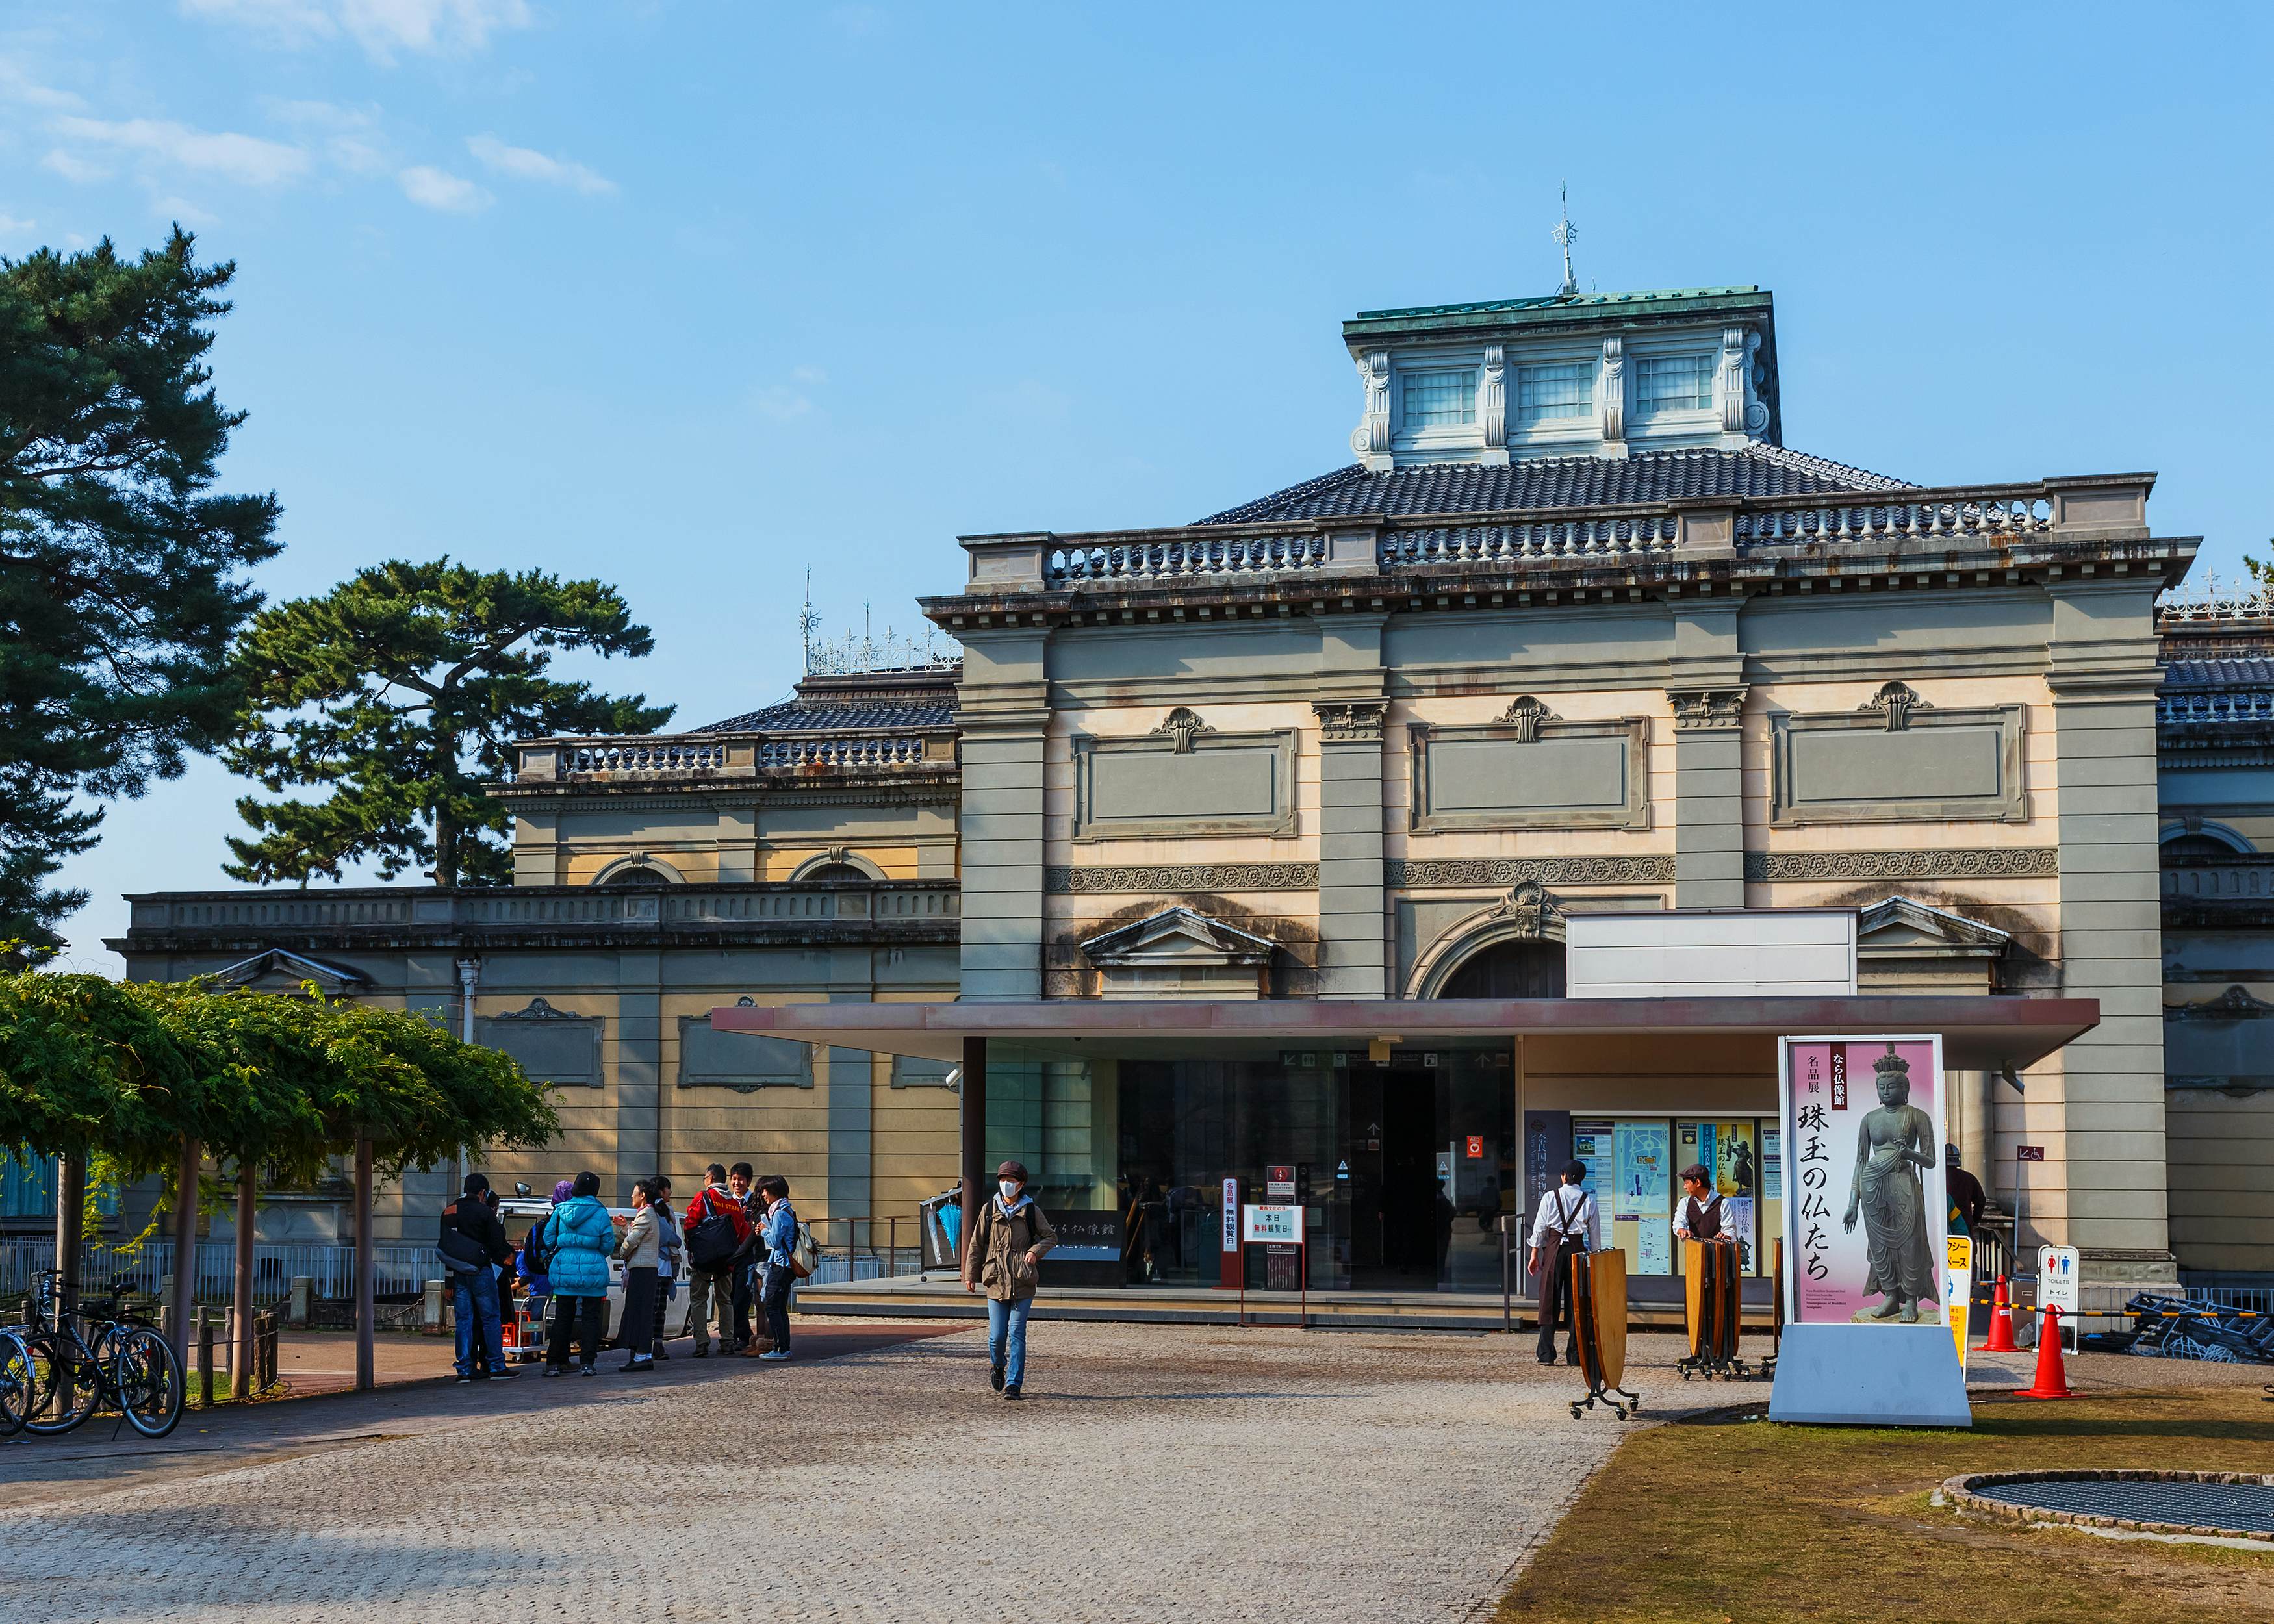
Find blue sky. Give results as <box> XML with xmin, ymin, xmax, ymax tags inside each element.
<box><xmin>8</xmin><ymin>1</ymin><xmax>2271</xmax><ymax>971</ymax></box>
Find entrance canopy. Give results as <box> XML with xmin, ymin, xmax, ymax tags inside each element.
<box><xmin>710</xmin><ymin>995</ymin><xmax>2097</xmax><ymax>1071</ymax></box>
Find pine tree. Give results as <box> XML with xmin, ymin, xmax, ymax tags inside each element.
<box><xmin>225</xmin><ymin>559</ymin><xmax>674</xmax><ymax>887</ymax></box>
<box><xmin>0</xmin><ymin>229</ymin><xmax>281</xmax><ymax>954</ymax></box>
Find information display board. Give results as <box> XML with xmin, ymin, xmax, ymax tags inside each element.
<box><xmin>1240</xmin><ymin>1204</ymin><xmax>1303</xmax><ymax>1244</ymax></box>
<box><xmin>1777</xmin><ymin>1036</ymin><xmax>1948</xmax><ymax>1329</ymax></box>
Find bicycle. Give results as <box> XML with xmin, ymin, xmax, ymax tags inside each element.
<box><xmin>6</xmin><ymin>1269</ymin><xmax>182</xmax><ymax>1440</ymax></box>
<box><xmin>0</xmin><ymin>1327</ymin><xmax>34</xmax><ymax>1437</ymax></box>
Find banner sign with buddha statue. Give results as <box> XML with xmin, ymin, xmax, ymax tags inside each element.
<box><xmin>1776</xmin><ymin>1036</ymin><xmax>1948</xmax><ymax>1329</ymax></box>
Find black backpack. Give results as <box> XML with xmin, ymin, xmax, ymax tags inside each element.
<box><xmin>524</xmin><ymin>1219</ymin><xmax>554</xmax><ymax>1276</ymax></box>
<box><xmin>686</xmin><ymin>1197</ymin><xmax>742</xmax><ymax>1269</ymax></box>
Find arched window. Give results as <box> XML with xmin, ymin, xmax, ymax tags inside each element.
<box><xmin>600</xmin><ymin>865</ymin><xmax>672</xmax><ymax>887</ymax></box>
<box><xmin>1439</xmin><ymin>939</ymin><xmax>1567</xmax><ymax>999</ymax></box>
<box><xmin>800</xmin><ymin>863</ymin><xmax>867</xmax><ymax>883</ymax></box>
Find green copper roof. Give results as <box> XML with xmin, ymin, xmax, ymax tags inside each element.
<box><xmin>1344</xmin><ymin>285</ymin><xmax>1771</xmax><ymax>342</ymax></box>
<box><xmin>1353</xmin><ymin>285</ymin><xmax>1760</xmax><ymax>320</ymax></box>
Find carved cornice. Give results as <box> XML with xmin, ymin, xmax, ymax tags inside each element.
<box><xmin>1746</xmin><ymin>847</ymin><xmax>2059</xmax><ymax>882</ymax></box>
<box><xmin>1667</xmin><ymin>687</ymin><xmax>1748</xmax><ymax>731</ymax></box>
<box><xmin>1046</xmin><ymin>862</ymin><xmax>1319</xmax><ymax>894</ymax></box>
<box><xmin>1388</xmin><ymin>855</ymin><xmax>1676</xmax><ymax>887</ymax></box>
<box><xmin>1314</xmin><ymin>698</ymin><xmax>1390</xmax><ymax>742</ymax></box>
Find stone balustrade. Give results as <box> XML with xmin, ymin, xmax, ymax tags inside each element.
<box><xmin>125</xmin><ymin>881</ymin><xmax>962</xmax><ymax>940</ymax></box>
<box><xmin>964</xmin><ymin>475</ymin><xmax>2153</xmax><ymax>594</ymax></box>
<box><xmin>518</xmin><ymin>731</ymin><xmax>951</xmax><ymax>782</ymax></box>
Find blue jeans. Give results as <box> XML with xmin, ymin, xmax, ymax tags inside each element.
<box><xmin>987</xmin><ymin>1295</ymin><xmax>1032</xmax><ymax>1388</ymax></box>
<box><xmin>452</xmin><ymin>1267</ymin><xmax>503</xmax><ymax>1377</ymax></box>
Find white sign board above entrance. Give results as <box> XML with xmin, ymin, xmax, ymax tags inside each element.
<box><xmin>1240</xmin><ymin>1204</ymin><xmax>1303</xmax><ymax>1245</ymax></box>
<box><xmin>1566</xmin><ymin>910</ymin><xmax>1858</xmax><ymax>1000</ymax></box>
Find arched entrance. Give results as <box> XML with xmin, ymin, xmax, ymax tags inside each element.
<box><xmin>1438</xmin><ymin>937</ymin><xmax>1567</xmax><ymax>999</ymax></box>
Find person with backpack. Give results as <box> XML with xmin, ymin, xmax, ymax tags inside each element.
<box><xmin>1527</xmin><ymin>1160</ymin><xmax>1601</xmax><ymax>1366</ymax></box>
<box><xmin>613</xmin><ymin>1178</ymin><xmax>663</xmax><ymax>1373</ymax></box>
<box><xmin>681</xmin><ymin>1163</ymin><xmax>753</xmax><ymax>1357</ymax></box>
<box><xmin>439</xmin><ymin>1173</ymin><xmax>515</xmax><ymax>1384</ymax></box>
<box><xmin>755</xmin><ymin>1174</ymin><xmax>804</xmax><ymax>1361</ymax></box>
<box><xmin>962</xmin><ymin>1160</ymin><xmax>1056</xmax><ymax>1401</ymax></box>
<box><xmin>541</xmin><ymin>1171</ymin><xmax>616</xmax><ymax>1377</ymax></box>
<box><xmin>726</xmin><ymin>1162</ymin><xmax>761</xmax><ymax>1351</ymax></box>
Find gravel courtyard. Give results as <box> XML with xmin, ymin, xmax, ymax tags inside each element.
<box><xmin>0</xmin><ymin>1323</ymin><xmax>1699</xmax><ymax>1624</ymax></box>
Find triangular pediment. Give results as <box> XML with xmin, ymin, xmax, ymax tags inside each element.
<box><xmin>1081</xmin><ymin>906</ymin><xmax>1277</xmax><ymax>967</ymax></box>
<box><xmin>1856</xmin><ymin>897</ymin><xmax>2010</xmax><ymax>958</ymax></box>
<box><xmin>209</xmin><ymin>948</ymin><xmax>370</xmax><ymax>993</ymax></box>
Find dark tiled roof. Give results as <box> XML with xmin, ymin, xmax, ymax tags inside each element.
<box><xmin>2163</xmin><ymin>657</ymin><xmax>2274</xmax><ymax>689</ymax></box>
<box><xmin>698</xmin><ymin>696</ymin><xmax>956</xmax><ymax>734</ymax></box>
<box><xmin>1197</xmin><ymin>445</ymin><xmax>1913</xmax><ymax>526</ymax></box>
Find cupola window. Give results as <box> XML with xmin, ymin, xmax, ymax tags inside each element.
<box><xmin>1401</xmin><ymin>368</ymin><xmax>1477</xmax><ymax>429</ymax></box>
<box><xmin>1515</xmin><ymin>361</ymin><xmax>1593</xmax><ymax>423</ymax></box>
<box><xmin>1634</xmin><ymin>353</ymin><xmax>1714</xmax><ymax>414</ymax></box>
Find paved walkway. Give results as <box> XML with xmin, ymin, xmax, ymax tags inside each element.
<box><xmin>0</xmin><ymin>1325</ymin><xmax>1709</xmax><ymax>1623</ymax></box>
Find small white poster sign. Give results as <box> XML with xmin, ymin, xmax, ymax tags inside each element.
<box><xmin>1240</xmin><ymin>1204</ymin><xmax>1302</xmax><ymax>1245</ymax></box>
<box><xmin>1221</xmin><ymin>1177</ymin><xmax>1239</xmax><ymax>1254</ymax></box>
<box><xmin>2037</xmin><ymin>1245</ymin><xmax>2080</xmax><ymax>1315</ymax></box>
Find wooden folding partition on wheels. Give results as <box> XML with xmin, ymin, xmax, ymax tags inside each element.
<box><xmin>1676</xmin><ymin>1239</ymin><xmax>1754</xmax><ymax>1380</ymax></box>
<box><xmin>1568</xmin><ymin>1248</ymin><xmax>1640</xmax><ymax>1420</ymax></box>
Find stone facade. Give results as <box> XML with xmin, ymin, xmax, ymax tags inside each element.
<box><xmin>104</xmin><ymin>280</ymin><xmax>2254</xmax><ymax>1289</ymax></box>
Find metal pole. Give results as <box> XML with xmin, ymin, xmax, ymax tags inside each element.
<box><xmin>1501</xmin><ymin>1215</ymin><xmax>1513</xmax><ymax>1334</ymax></box>
<box><xmin>354</xmin><ymin>1136</ymin><xmax>376</xmax><ymax>1391</ymax></box>
<box><xmin>232</xmin><ymin>1162</ymin><xmax>256</xmax><ymax>1401</ymax></box>
<box><xmin>958</xmin><ymin>1037</ymin><xmax>987</xmax><ymax>1273</ymax></box>
<box><xmin>54</xmin><ymin>1153</ymin><xmax>85</xmax><ymax>1306</ymax></box>
<box><xmin>170</xmin><ymin>1137</ymin><xmax>201</xmax><ymax>1365</ymax></box>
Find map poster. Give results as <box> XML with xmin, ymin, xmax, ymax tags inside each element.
<box><xmin>1570</xmin><ymin>1120</ymin><xmax>1613</xmax><ymax>1199</ymax></box>
<box><xmin>1777</xmin><ymin>1036</ymin><xmax>1947</xmax><ymax>1326</ymax></box>
<box><xmin>1613</xmin><ymin>1120</ymin><xmax>1672</xmax><ymax>1275</ymax></box>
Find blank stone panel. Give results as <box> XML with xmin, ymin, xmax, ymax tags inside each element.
<box><xmin>1073</xmin><ymin>732</ymin><xmax>1297</xmax><ymax>839</ymax></box>
<box><xmin>1771</xmin><ymin>704</ymin><xmax>2027</xmax><ymax>825</ymax></box>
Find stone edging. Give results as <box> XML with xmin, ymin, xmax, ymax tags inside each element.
<box><xmin>1941</xmin><ymin>1469</ymin><xmax>2274</xmax><ymax>1542</ymax></box>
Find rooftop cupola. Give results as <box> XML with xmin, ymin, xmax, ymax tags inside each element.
<box><xmin>1343</xmin><ymin>285</ymin><xmax>1780</xmax><ymax>470</ymax></box>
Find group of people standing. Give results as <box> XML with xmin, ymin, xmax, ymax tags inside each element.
<box><xmin>439</xmin><ymin>1163</ymin><xmax>803</xmax><ymax>1381</ymax></box>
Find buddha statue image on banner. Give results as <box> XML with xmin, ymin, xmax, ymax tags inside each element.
<box><xmin>1841</xmin><ymin>1044</ymin><xmax>1941</xmax><ymax>1323</ymax></box>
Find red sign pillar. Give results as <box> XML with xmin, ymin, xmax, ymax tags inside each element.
<box><xmin>1219</xmin><ymin>1176</ymin><xmax>1241</xmax><ymax>1288</ymax></box>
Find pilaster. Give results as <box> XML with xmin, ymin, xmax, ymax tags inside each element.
<box><xmin>613</xmin><ymin>948</ymin><xmax>661</xmax><ymax>1207</ymax></box>
<box><xmin>1665</xmin><ymin>593</ymin><xmax>1748</xmax><ymax>909</ymax></box>
<box><xmin>1312</xmin><ymin>613</ymin><xmax>1390</xmax><ymax>998</ymax></box>
<box><xmin>957</xmin><ymin>626</ymin><xmax>1051</xmax><ymax>1001</ymax></box>
<box><xmin>2045</xmin><ymin>577</ymin><xmax>2174</xmax><ymax>1279</ymax></box>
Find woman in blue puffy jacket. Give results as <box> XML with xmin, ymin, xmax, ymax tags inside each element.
<box><xmin>541</xmin><ymin>1171</ymin><xmax>615</xmax><ymax>1376</ymax></box>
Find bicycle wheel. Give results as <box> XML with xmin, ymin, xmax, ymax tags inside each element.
<box><xmin>109</xmin><ymin>1326</ymin><xmax>184</xmax><ymax>1440</ymax></box>
<box><xmin>21</xmin><ymin>1329</ymin><xmax>99</xmax><ymax>1435</ymax></box>
<box><xmin>0</xmin><ymin>1330</ymin><xmax>32</xmax><ymax>1437</ymax></box>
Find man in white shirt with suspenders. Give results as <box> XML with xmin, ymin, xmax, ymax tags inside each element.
<box><xmin>1527</xmin><ymin>1160</ymin><xmax>1601</xmax><ymax>1366</ymax></box>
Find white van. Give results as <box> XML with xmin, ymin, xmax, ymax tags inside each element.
<box><xmin>496</xmin><ymin>1195</ymin><xmax>693</xmax><ymax>1355</ymax></box>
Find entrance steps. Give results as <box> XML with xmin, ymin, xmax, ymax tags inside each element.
<box><xmin>796</xmin><ymin>1274</ymin><xmax>1778</xmax><ymax>1333</ymax></box>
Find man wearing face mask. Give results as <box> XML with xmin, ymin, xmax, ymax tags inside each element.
<box><xmin>962</xmin><ymin>1160</ymin><xmax>1056</xmax><ymax>1401</ymax></box>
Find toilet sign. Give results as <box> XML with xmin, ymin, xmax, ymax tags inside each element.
<box><xmin>2038</xmin><ymin>1245</ymin><xmax>2080</xmax><ymax>1314</ymax></box>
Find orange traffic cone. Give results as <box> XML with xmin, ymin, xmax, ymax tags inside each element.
<box><xmin>2013</xmin><ymin>1306</ymin><xmax>2073</xmax><ymax>1399</ymax></box>
<box><xmin>1976</xmin><ymin>1275</ymin><xmax>2021</xmax><ymax>1352</ymax></box>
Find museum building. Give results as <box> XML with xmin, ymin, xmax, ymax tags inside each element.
<box><xmin>107</xmin><ymin>279</ymin><xmax>2262</xmax><ymax>1306</ymax></box>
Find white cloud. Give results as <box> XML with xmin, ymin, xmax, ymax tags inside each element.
<box><xmin>752</xmin><ymin>385</ymin><xmax>814</xmax><ymax>422</ymax></box>
<box><xmin>791</xmin><ymin>365</ymin><xmax>828</xmax><ymax>384</ymax></box>
<box><xmin>181</xmin><ymin>0</ymin><xmax>534</xmax><ymax>63</ymax></box>
<box><xmin>42</xmin><ymin>148</ymin><xmax>114</xmax><ymax>184</ymax></box>
<box><xmin>266</xmin><ymin>98</ymin><xmax>392</xmax><ymax>174</ymax></box>
<box><xmin>466</xmin><ymin>133</ymin><xmax>616</xmax><ymax>196</ymax></box>
<box><xmin>0</xmin><ymin>58</ymin><xmax>84</xmax><ymax>112</ymax></box>
<box><xmin>0</xmin><ymin>212</ymin><xmax>36</xmax><ymax>246</ymax></box>
<box><xmin>398</xmin><ymin>164</ymin><xmax>491</xmax><ymax>213</ymax></box>
<box><xmin>153</xmin><ymin>196</ymin><xmax>221</xmax><ymax>229</ymax></box>
<box><xmin>52</xmin><ymin>116</ymin><xmax>311</xmax><ymax>188</ymax></box>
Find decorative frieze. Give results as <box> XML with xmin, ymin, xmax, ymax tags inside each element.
<box><xmin>1314</xmin><ymin>699</ymin><xmax>1390</xmax><ymax>742</ymax></box>
<box><xmin>1744</xmin><ymin>847</ymin><xmax>2059</xmax><ymax>882</ymax></box>
<box><xmin>1046</xmin><ymin>862</ymin><xmax>1319</xmax><ymax>894</ymax></box>
<box><xmin>1668</xmin><ymin>687</ymin><xmax>1748</xmax><ymax>731</ymax></box>
<box><xmin>1387</xmin><ymin>855</ymin><xmax>1676</xmax><ymax>887</ymax></box>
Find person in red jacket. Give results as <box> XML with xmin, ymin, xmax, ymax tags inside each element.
<box><xmin>680</xmin><ymin>1164</ymin><xmax>754</xmax><ymax>1355</ymax></box>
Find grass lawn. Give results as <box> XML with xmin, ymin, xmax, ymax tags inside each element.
<box><xmin>1497</xmin><ymin>1382</ymin><xmax>2274</xmax><ymax>1623</ymax></box>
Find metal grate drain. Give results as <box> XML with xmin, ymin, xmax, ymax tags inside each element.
<box><xmin>1978</xmin><ymin>1478</ymin><xmax>2274</xmax><ymax>1534</ymax></box>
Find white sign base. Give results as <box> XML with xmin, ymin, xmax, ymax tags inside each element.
<box><xmin>1768</xmin><ymin>1324</ymin><xmax>1972</xmax><ymax>1429</ymax></box>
